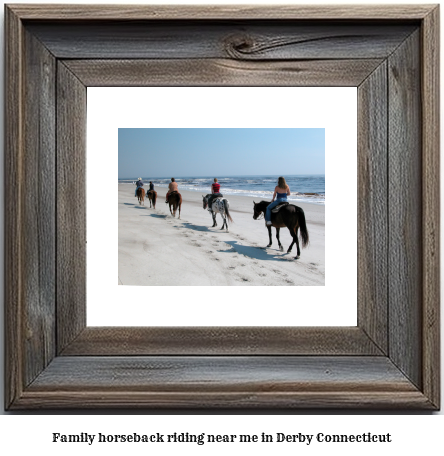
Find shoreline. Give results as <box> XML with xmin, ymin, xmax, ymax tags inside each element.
<box><xmin>121</xmin><ymin>182</ymin><xmax>325</xmax><ymax>206</ymax></box>
<box><xmin>118</xmin><ymin>185</ymin><xmax>325</xmax><ymax>286</ymax></box>
<box><xmin>118</xmin><ymin>174</ymin><xmax>326</xmax><ymax>206</ymax></box>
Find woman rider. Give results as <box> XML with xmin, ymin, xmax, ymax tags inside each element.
<box><xmin>265</xmin><ymin>176</ymin><xmax>290</xmax><ymax>226</ymax></box>
<box><xmin>207</xmin><ymin>178</ymin><xmax>223</xmax><ymax>210</ymax></box>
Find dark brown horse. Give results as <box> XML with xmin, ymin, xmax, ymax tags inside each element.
<box><xmin>136</xmin><ymin>187</ymin><xmax>145</xmax><ymax>206</ymax></box>
<box><xmin>253</xmin><ymin>201</ymin><xmax>309</xmax><ymax>259</ymax></box>
<box><xmin>168</xmin><ymin>191</ymin><xmax>182</xmax><ymax>218</ymax></box>
<box><xmin>147</xmin><ymin>190</ymin><xmax>157</xmax><ymax>209</ymax></box>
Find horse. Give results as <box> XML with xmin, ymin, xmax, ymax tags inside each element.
<box><xmin>136</xmin><ymin>187</ymin><xmax>145</xmax><ymax>206</ymax></box>
<box><xmin>202</xmin><ymin>194</ymin><xmax>233</xmax><ymax>232</ymax></box>
<box><xmin>252</xmin><ymin>201</ymin><xmax>309</xmax><ymax>259</ymax></box>
<box><xmin>167</xmin><ymin>191</ymin><xmax>182</xmax><ymax>218</ymax></box>
<box><xmin>147</xmin><ymin>190</ymin><xmax>157</xmax><ymax>209</ymax></box>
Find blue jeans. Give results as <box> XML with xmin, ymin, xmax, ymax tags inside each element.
<box><xmin>265</xmin><ymin>198</ymin><xmax>287</xmax><ymax>222</ymax></box>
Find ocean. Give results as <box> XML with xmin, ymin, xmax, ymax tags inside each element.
<box><xmin>119</xmin><ymin>175</ymin><xmax>325</xmax><ymax>205</ymax></box>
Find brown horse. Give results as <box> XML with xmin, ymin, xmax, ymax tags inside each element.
<box><xmin>136</xmin><ymin>187</ymin><xmax>145</xmax><ymax>206</ymax></box>
<box><xmin>147</xmin><ymin>190</ymin><xmax>157</xmax><ymax>209</ymax></box>
<box><xmin>168</xmin><ymin>191</ymin><xmax>182</xmax><ymax>218</ymax></box>
<box><xmin>253</xmin><ymin>201</ymin><xmax>309</xmax><ymax>259</ymax></box>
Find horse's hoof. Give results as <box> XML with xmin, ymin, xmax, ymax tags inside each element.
<box><xmin>294</xmin><ymin>255</ymin><xmax>300</xmax><ymax>260</ymax></box>
<box><xmin>267</xmin><ymin>244</ymin><xmax>272</xmax><ymax>248</ymax></box>
<box><xmin>279</xmin><ymin>246</ymin><xmax>284</xmax><ymax>252</ymax></box>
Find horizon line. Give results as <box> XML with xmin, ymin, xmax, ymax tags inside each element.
<box><xmin>118</xmin><ymin>173</ymin><xmax>325</xmax><ymax>179</ymax></box>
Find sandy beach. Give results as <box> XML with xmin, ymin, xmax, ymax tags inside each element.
<box><xmin>118</xmin><ymin>185</ymin><xmax>325</xmax><ymax>286</ymax></box>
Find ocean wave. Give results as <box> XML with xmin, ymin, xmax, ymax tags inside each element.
<box><xmin>118</xmin><ymin>175</ymin><xmax>325</xmax><ymax>205</ymax></box>
<box><xmin>120</xmin><ymin>184</ymin><xmax>324</xmax><ymax>204</ymax></box>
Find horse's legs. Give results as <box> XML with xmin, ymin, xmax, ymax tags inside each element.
<box><xmin>178</xmin><ymin>202</ymin><xmax>181</xmax><ymax>219</ymax></box>
<box><xmin>220</xmin><ymin>213</ymin><xmax>226</xmax><ymax>230</ymax></box>
<box><xmin>287</xmin><ymin>236</ymin><xmax>295</xmax><ymax>253</ymax></box>
<box><xmin>212</xmin><ymin>211</ymin><xmax>217</xmax><ymax>227</ymax></box>
<box><xmin>276</xmin><ymin>227</ymin><xmax>283</xmax><ymax>251</ymax></box>
<box><xmin>289</xmin><ymin>226</ymin><xmax>301</xmax><ymax>259</ymax></box>
<box><xmin>287</xmin><ymin>222</ymin><xmax>296</xmax><ymax>253</ymax></box>
<box><xmin>267</xmin><ymin>226</ymin><xmax>272</xmax><ymax>247</ymax></box>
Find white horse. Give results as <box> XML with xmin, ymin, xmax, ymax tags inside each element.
<box><xmin>202</xmin><ymin>194</ymin><xmax>233</xmax><ymax>232</ymax></box>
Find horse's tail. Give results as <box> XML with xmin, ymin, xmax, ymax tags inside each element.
<box><xmin>153</xmin><ymin>191</ymin><xmax>157</xmax><ymax>205</ymax></box>
<box><xmin>296</xmin><ymin>207</ymin><xmax>309</xmax><ymax>247</ymax></box>
<box><xmin>223</xmin><ymin>200</ymin><xmax>233</xmax><ymax>223</ymax></box>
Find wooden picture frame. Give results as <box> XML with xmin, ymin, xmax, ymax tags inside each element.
<box><xmin>5</xmin><ymin>4</ymin><xmax>440</xmax><ymax>409</ymax></box>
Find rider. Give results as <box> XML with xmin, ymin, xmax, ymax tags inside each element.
<box><xmin>207</xmin><ymin>178</ymin><xmax>223</xmax><ymax>210</ymax></box>
<box><xmin>135</xmin><ymin>177</ymin><xmax>144</xmax><ymax>197</ymax></box>
<box><xmin>265</xmin><ymin>176</ymin><xmax>291</xmax><ymax>226</ymax></box>
<box><xmin>148</xmin><ymin>181</ymin><xmax>155</xmax><ymax>194</ymax></box>
<box><xmin>165</xmin><ymin>178</ymin><xmax>178</xmax><ymax>203</ymax></box>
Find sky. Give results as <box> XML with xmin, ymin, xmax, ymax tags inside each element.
<box><xmin>118</xmin><ymin>128</ymin><xmax>324</xmax><ymax>178</ymax></box>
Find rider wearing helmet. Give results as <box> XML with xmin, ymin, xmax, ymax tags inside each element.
<box><xmin>135</xmin><ymin>177</ymin><xmax>144</xmax><ymax>197</ymax></box>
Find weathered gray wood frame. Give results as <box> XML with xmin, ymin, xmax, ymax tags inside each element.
<box><xmin>5</xmin><ymin>4</ymin><xmax>440</xmax><ymax>409</ymax></box>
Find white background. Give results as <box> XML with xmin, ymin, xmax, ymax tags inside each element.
<box><xmin>87</xmin><ymin>87</ymin><xmax>357</xmax><ymax>326</ymax></box>
<box><xmin>0</xmin><ymin>0</ymin><xmax>442</xmax><ymax>451</ymax></box>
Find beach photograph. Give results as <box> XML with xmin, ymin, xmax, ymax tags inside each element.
<box><xmin>118</xmin><ymin>128</ymin><xmax>325</xmax><ymax>286</ymax></box>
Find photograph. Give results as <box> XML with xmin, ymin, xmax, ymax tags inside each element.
<box><xmin>118</xmin><ymin>128</ymin><xmax>325</xmax><ymax>286</ymax></box>
<box><xmin>2</xmin><ymin>0</ymin><xmax>439</xmax><ymax>417</ymax></box>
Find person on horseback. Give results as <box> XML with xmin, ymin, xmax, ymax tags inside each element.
<box><xmin>148</xmin><ymin>181</ymin><xmax>155</xmax><ymax>194</ymax></box>
<box><xmin>135</xmin><ymin>177</ymin><xmax>144</xmax><ymax>197</ymax></box>
<box><xmin>165</xmin><ymin>177</ymin><xmax>178</xmax><ymax>203</ymax></box>
<box><xmin>207</xmin><ymin>178</ymin><xmax>223</xmax><ymax>210</ymax></box>
<box><xmin>265</xmin><ymin>176</ymin><xmax>291</xmax><ymax>226</ymax></box>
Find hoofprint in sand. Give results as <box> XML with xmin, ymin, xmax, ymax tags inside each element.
<box><xmin>119</xmin><ymin>185</ymin><xmax>325</xmax><ymax>286</ymax></box>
